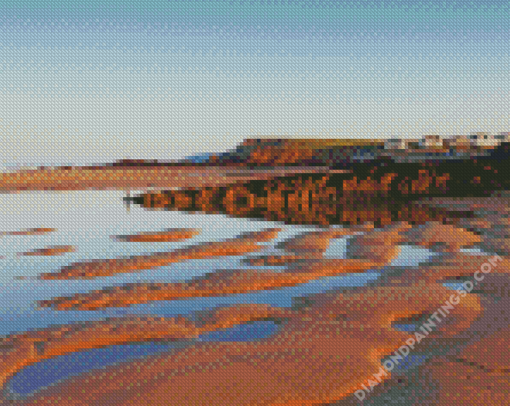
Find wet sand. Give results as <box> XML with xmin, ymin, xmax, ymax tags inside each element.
<box><xmin>379</xmin><ymin>252</ymin><xmax>509</xmax><ymax>285</ymax></box>
<box><xmin>243</xmin><ymin>254</ymin><xmax>322</xmax><ymax>267</ymax></box>
<box><xmin>402</xmin><ymin>222</ymin><xmax>482</xmax><ymax>252</ymax></box>
<box><xmin>1</xmin><ymin>283</ymin><xmax>482</xmax><ymax>405</ymax></box>
<box><xmin>345</xmin><ymin>222</ymin><xmax>412</xmax><ymax>264</ymax></box>
<box><xmin>337</xmin><ymin>273</ymin><xmax>510</xmax><ymax>405</ymax></box>
<box><xmin>38</xmin><ymin>228</ymin><xmax>282</xmax><ymax>280</ymax></box>
<box><xmin>112</xmin><ymin>228</ymin><xmax>200</xmax><ymax>242</ymax></box>
<box><xmin>18</xmin><ymin>245</ymin><xmax>75</xmax><ymax>257</ymax></box>
<box><xmin>38</xmin><ymin>221</ymin><xmax>490</xmax><ymax>311</ymax></box>
<box><xmin>276</xmin><ymin>224</ymin><xmax>374</xmax><ymax>255</ymax></box>
<box><xmin>0</xmin><ymin>228</ymin><xmax>55</xmax><ymax>236</ymax></box>
<box><xmin>241</xmin><ymin>225</ymin><xmax>376</xmax><ymax>266</ymax></box>
<box><xmin>1</xmin><ymin>195</ymin><xmax>510</xmax><ymax>404</ymax></box>
<box><xmin>0</xmin><ymin>315</ymin><xmax>201</xmax><ymax>390</ymax></box>
<box><xmin>38</xmin><ymin>258</ymin><xmax>378</xmax><ymax>311</ymax></box>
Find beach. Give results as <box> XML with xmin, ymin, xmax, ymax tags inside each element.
<box><xmin>0</xmin><ymin>168</ymin><xmax>509</xmax><ymax>404</ymax></box>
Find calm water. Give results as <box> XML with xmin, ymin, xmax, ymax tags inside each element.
<box><xmin>0</xmin><ymin>190</ymin><xmax>435</xmax><ymax>396</ymax></box>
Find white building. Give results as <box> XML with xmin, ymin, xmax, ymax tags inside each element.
<box><xmin>419</xmin><ymin>135</ymin><xmax>443</xmax><ymax>148</ymax></box>
<box><xmin>469</xmin><ymin>132</ymin><xmax>499</xmax><ymax>147</ymax></box>
<box><xmin>494</xmin><ymin>132</ymin><xmax>510</xmax><ymax>143</ymax></box>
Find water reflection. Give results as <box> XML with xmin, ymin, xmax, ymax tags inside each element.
<box><xmin>133</xmin><ymin>174</ymin><xmax>474</xmax><ymax>227</ymax></box>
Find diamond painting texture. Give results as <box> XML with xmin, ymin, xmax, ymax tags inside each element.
<box><xmin>1</xmin><ymin>1</ymin><xmax>510</xmax><ymax>405</ymax></box>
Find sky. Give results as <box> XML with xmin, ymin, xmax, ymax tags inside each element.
<box><xmin>0</xmin><ymin>0</ymin><xmax>509</xmax><ymax>166</ymax></box>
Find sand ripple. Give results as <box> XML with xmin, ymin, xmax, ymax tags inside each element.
<box><xmin>38</xmin><ymin>228</ymin><xmax>281</xmax><ymax>280</ymax></box>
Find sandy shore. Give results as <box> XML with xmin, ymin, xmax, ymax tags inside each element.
<box><xmin>111</xmin><ymin>228</ymin><xmax>200</xmax><ymax>242</ymax></box>
<box><xmin>0</xmin><ymin>165</ymin><xmax>345</xmax><ymax>192</ymax></box>
<box><xmin>1</xmin><ymin>198</ymin><xmax>509</xmax><ymax>404</ymax></box>
<box><xmin>1</xmin><ymin>282</ymin><xmax>482</xmax><ymax>405</ymax></box>
<box><xmin>37</xmin><ymin>228</ymin><xmax>281</xmax><ymax>281</ymax></box>
<box><xmin>18</xmin><ymin>245</ymin><xmax>75</xmax><ymax>257</ymax></box>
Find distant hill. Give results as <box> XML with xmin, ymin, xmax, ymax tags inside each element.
<box><xmin>183</xmin><ymin>153</ymin><xmax>217</xmax><ymax>164</ymax></box>
<box><xmin>194</xmin><ymin>138</ymin><xmax>385</xmax><ymax>167</ymax></box>
<box><xmin>78</xmin><ymin>137</ymin><xmax>510</xmax><ymax>169</ymax></box>
<box><xmin>188</xmin><ymin>137</ymin><xmax>510</xmax><ymax>168</ymax></box>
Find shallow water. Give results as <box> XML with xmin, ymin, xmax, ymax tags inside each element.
<box><xmin>0</xmin><ymin>191</ymin><xmax>386</xmax><ymax>395</ymax></box>
<box><xmin>0</xmin><ymin>189</ymin><xmax>494</xmax><ymax>399</ymax></box>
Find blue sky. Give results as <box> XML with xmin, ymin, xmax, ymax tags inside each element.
<box><xmin>1</xmin><ymin>0</ymin><xmax>509</xmax><ymax>166</ymax></box>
